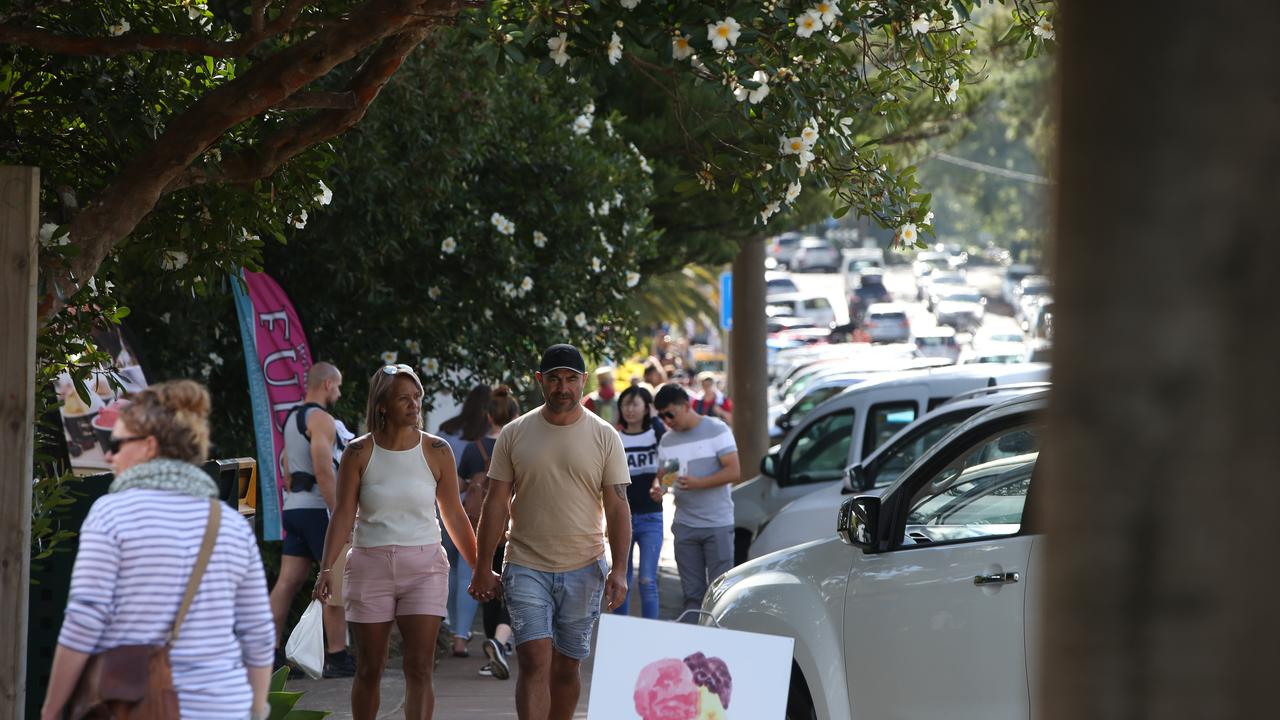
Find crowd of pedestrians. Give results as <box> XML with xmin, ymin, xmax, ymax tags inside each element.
<box><xmin>46</xmin><ymin>340</ymin><xmax>740</xmax><ymax>720</ymax></box>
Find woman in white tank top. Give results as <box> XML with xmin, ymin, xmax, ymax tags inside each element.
<box><xmin>315</xmin><ymin>365</ymin><xmax>478</xmax><ymax>720</ymax></box>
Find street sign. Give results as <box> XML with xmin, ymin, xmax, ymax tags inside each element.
<box><xmin>720</xmin><ymin>271</ymin><xmax>733</xmax><ymax>331</ymax></box>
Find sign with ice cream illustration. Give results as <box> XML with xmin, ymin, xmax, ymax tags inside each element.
<box><xmin>587</xmin><ymin>615</ymin><xmax>794</xmax><ymax>720</ymax></box>
<box><xmin>53</xmin><ymin>325</ymin><xmax>150</xmax><ymax>473</ymax></box>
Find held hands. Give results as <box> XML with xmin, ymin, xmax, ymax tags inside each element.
<box><xmin>604</xmin><ymin>568</ymin><xmax>628</xmax><ymax>611</ymax></box>
<box><xmin>468</xmin><ymin>568</ymin><xmax>502</xmax><ymax>602</ymax></box>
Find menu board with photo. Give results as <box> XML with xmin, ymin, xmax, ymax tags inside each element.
<box><xmin>53</xmin><ymin>326</ymin><xmax>150</xmax><ymax>474</ymax></box>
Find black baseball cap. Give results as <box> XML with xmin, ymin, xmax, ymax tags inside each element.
<box><xmin>538</xmin><ymin>344</ymin><xmax>586</xmax><ymax>375</ymax></box>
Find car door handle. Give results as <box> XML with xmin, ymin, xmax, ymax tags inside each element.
<box><xmin>973</xmin><ymin>571</ymin><xmax>1020</xmax><ymax>586</ymax></box>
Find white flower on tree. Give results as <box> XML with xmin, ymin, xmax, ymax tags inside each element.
<box><xmin>759</xmin><ymin>200</ymin><xmax>781</xmax><ymax>224</ymax></box>
<box><xmin>707</xmin><ymin>17</ymin><xmax>741</xmax><ymax>52</ymax></box>
<box><xmin>626</xmin><ymin>271</ymin><xmax>641</xmax><ymax>288</ymax></box>
<box><xmin>1032</xmin><ymin>19</ymin><xmax>1055</xmax><ymax>40</ymax></box>
<box><xmin>607</xmin><ymin>32</ymin><xmax>624</xmax><ymax>65</ymax></box>
<box><xmin>910</xmin><ymin>14</ymin><xmax>931</xmax><ymax>35</ymax></box>
<box><xmin>290</xmin><ymin>210</ymin><xmax>308</xmax><ymax>229</ymax></box>
<box><xmin>484</xmin><ymin>308</ymin><xmax>494</xmax><ymax>320</ymax></box>
<box><xmin>316</xmin><ymin>180</ymin><xmax>333</xmax><ymax>206</ymax></box>
<box><xmin>108</xmin><ymin>19</ymin><xmax>130</xmax><ymax>36</ymax></box>
<box><xmin>736</xmin><ymin>71</ymin><xmax>771</xmax><ymax>104</ymax></box>
<box><xmin>574</xmin><ymin>312</ymin><xmax>589</xmax><ymax>328</ymax></box>
<box><xmin>591</xmin><ymin>257</ymin><xmax>603</xmax><ymax>273</ymax></box>
<box><xmin>599</xmin><ymin>200</ymin><xmax>611</xmax><ymax>216</ymax></box>
<box><xmin>812</xmin><ymin>1</ymin><xmax>842</xmax><ymax>26</ymax></box>
<box><xmin>532</xmin><ymin>230</ymin><xmax>548</xmax><ymax>248</ymax></box>
<box><xmin>620</xmin><ymin>0</ymin><xmax>640</xmax><ymax>8</ymax></box>
<box><xmin>795</xmin><ymin>11</ymin><xmax>822</xmax><ymax>38</ymax></box>
<box><xmin>405</xmin><ymin>339</ymin><xmax>422</xmax><ymax>355</ymax></box>
<box><xmin>441</xmin><ymin>236</ymin><xmax>457</xmax><ymax>254</ymax></box>
<box><xmin>381</xmin><ymin>351</ymin><xmax>399</xmax><ymax>364</ymax></box>
<box><xmin>421</xmin><ymin>358</ymin><xmax>440</xmax><ymax>375</ymax></box>
<box><xmin>800</xmin><ymin>122</ymin><xmax>819</xmax><ymax>147</ymax></box>
<box><xmin>491</xmin><ymin>212</ymin><xmax>516</xmax><ymax>235</ymax></box>
<box><xmin>521</xmin><ymin>276</ymin><xmax>534</xmax><ymax>293</ymax></box>
<box><xmin>161</xmin><ymin>251</ymin><xmax>188</xmax><ymax>270</ymax></box>
<box><xmin>944</xmin><ymin>77</ymin><xmax>959</xmax><ymax>104</ymax></box>
<box><xmin>39</xmin><ymin>223</ymin><xmax>70</xmax><ymax>247</ymax></box>
<box><xmin>785</xmin><ymin>181</ymin><xmax>802</xmax><ymax>204</ymax></box>
<box><xmin>900</xmin><ymin>223</ymin><xmax>918</xmax><ymax>244</ymax></box>
<box><xmin>548</xmin><ymin>33</ymin><xmax>571</xmax><ymax>66</ymax></box>
<box><xmin>551</xmin><ymin>308</ymin><xmax>568</xmax><ymax>325</ymax></box>
<box><xmin>428</xmin><ymin>286</ymin><xmax>441</xmax><ymax>301</ymax></box>
<box><xmin>779</xmin><ymin>135</ymin><xmax>806</xmax><ymax>156</ymax></box>
<box><xmin>672</xmin><ymin>32</ymin><xmax>694</xmax><ymax>60</ymax></box>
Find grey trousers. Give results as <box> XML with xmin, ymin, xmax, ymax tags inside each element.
<box><xmin>672</xmin><ymin>523</ymin><xmax>735</xmax><ymax>622</ymax></box>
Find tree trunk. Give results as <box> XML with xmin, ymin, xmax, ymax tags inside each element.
<box><xmin>1042</xmin><ymin>3</ymin><xmax>1280</xmax><ymax>718</ymax></box>
<box><xmin>0</xmin><ymin>167</ymin><xmax>38</xmax><ymax>720</ymax></box>
<box><xmin>730</xmin><ymin>238</ymin><xmax>768</xmax><ymax>487</ymax></box>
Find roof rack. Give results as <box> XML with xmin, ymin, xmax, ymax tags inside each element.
<box><xmin>943</xmin><ymin>381</ymin><xmax>1052</xmax><ymax>405</ymax></box>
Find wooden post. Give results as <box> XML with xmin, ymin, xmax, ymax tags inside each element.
<box><xmin>0</xmin><ymin>167</ymin><xmax>38</xmax><ymax>720</ymax></box>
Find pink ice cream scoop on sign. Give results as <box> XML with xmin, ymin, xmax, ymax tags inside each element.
<box><xmin>634</xmin><ymin>658</ymin><xmax>701</xmax><ymax>720</ymax></box>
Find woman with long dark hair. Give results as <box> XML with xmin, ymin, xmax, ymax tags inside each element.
<box><xmin>612</xmin><ymin>384</ymin><xmax>666</xmax><ymax>619</ymax></box>
<box><xmin>315</xmin><ymin>365</ymin><xmax>476</xmax><ymax>720</ymax></box>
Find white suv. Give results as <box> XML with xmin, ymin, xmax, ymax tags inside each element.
<box><xmin>705</xmin><ymin>391</ymin><xmax>1047</xmax><ymax>720</ymax></box>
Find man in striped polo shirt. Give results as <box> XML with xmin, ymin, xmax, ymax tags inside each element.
<box><xmin>649</xmin><ymin>383</ymin><xmax>740</xmax><ymax>621</ymax></box>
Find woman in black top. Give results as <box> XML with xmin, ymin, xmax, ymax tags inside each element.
<box><xmin>612</xmin><ymin>384</ymin><xmax>666</xmax><ymax>619</ymax></box>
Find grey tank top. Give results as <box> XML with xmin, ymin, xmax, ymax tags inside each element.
<box><xmin>282</xmin><ymin>405</ymin><xmax>332</xmax><ymax>511</ymax></box>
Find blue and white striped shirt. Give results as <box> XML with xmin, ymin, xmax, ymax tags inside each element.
<box><xmin>59</xmin><ymin>489</ymin><xmax>276</xmax><ymax>719</ymax></box>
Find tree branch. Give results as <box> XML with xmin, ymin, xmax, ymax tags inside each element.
<box><xmin>168</xmin><ymin>29</ymin><xmax>428</xmax><ymax>193</ymax></box>
<box><xmin>0</xmin><ymin>0</ymin><xmax>310</xmax><ymax>58</ymax></box>
<box><xmin>273</xmin><ymin>91</ymin><xmax>359</xmax><ymax>110</ymax></box>
<box><xmin>40</xmin><ymin>0</ymin><xmax>458</xmax><ymax>322</ymax></box>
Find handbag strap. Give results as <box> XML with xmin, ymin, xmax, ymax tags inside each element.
<box><xmin>474</xmin><ymin>440</ymin><xmax>491</xmax><ymax>471</ymax></box>
<box><xmin>167</xmin><ymin>499</ymin><xmax>221</xmax><ymax>646</ymax></box>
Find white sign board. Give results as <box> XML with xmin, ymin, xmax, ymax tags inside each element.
<box><xmin>587</xmin><ymin>615</ymin><xmax>795</xmax><ymax>720</ymax></box>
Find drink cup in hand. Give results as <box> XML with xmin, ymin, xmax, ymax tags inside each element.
<box><xmin>660</xmin><ymin>459</ymin><xmax>681</xmax><ymax>488</ymax></box>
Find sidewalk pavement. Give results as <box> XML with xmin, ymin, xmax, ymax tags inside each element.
<box><xmin>292</xmin><ymin>496</ymin><xmax>688</xmax><ymax>719</ymax></box>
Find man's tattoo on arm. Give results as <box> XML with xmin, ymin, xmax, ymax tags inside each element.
<box><xmin>430</xmin><ymin>439</ymin><xmax>447</xmax><ymax>449</ymax></box>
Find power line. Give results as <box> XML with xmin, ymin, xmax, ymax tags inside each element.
<box><xmin>930</xmin><ymin>152</ymin><xmax>1054</xmax><ymax>185</ymax></box>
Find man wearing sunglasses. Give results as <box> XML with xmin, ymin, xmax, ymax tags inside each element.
<box><xmin>648</xmin><ymin>383</ymin><xmax>740</xmax><ymax>621</ymax></box>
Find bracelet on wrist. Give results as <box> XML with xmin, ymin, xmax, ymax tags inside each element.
<box><xmin>320</xmin><ymin>568</ymin><xmax>332</xmax><ymax>574</ymax></box>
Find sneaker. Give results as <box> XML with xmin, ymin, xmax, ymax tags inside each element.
<box><xmin>477</xmin><ymin>663</ymin><xmax>494</xmax><ymax>677</ymax></box>
<box><xmin>323</xmin><ymin>649</ymin><xmax>357</xmax><ymax>679</ymax></box>
<box><xmin>483</xmin><ymin>638</ymin><xmax>510</xmax><ymax>680</ymax></box>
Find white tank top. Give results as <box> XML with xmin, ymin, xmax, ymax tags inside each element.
<box><xmin>353</xmin><ymin>434</ymin><xmax>442</xmax><ymax>548</ymax></box>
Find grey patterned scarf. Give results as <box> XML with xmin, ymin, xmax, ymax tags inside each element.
<box><xmin>108</xmin><ymin>458</ymin><xmax>219</xmax><ymax>498</ymax></box>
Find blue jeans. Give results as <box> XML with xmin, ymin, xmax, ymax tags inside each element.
<box><xmin>613</xmin><ymin>512</ymin><xmax>663</xmax><ymax>619</ymax></box>
<box><xmin>443</xmin><ymin>530</ymin><xmax>479</xmax><ymax>639</ymax></box>
<box><xmin>501</xmin><ymin>558</ymin><xmax>607</xmax><ymax>660</ymax></box>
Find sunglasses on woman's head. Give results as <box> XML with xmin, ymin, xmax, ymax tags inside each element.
<box><xmin>382</xmin><ymin>364</ymin><xmax>416</xmax><ymax>376</ymax></box>
<box><xmin>106</xmin><ymin>436</ymin><xmax>146</xmax><ymax>454</ymax></box>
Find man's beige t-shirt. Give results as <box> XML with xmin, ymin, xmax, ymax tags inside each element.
<box><xmin>488</xmin><ymin>406</ymin><xmax>630</xmax><ymax>573</ymax></box>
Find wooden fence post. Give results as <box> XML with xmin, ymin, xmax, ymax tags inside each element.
<box><xmin>0</xmin><ymin>166</ymin><xmax>39</xmax><ymax>719</ymax></box>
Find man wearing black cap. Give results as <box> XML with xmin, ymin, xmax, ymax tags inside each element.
<box><xmin>469</xmin><ymin>344</ymin><xmax>632</xmax><ymax>720</ymax></box>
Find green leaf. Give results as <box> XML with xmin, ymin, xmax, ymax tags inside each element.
<box><xmin>269</xmin><ymin>667</ymin><xmax>289</xmax><ymax>693</ymax></box>
<box><xmin>832</xmin><ymin>205</ymin><xmax>851</xmax><ymax>219</ymax></box>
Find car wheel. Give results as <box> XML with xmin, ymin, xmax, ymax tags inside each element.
<box><xmin>786</xmin><ymin>663</ymin><xmax>818</xmax><ymax>720</ymax></box>
<box><xmin>733</xmin><ymin>528</ymin><xmax>753</xmax><ymax>566</ymax></box>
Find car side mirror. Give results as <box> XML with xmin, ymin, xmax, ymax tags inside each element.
<box><xmin>760</xmin><ymin>452</ymin><xmax>779</xmax><ymax>477</ymax></box>
<box><xmin>837</xmin><ymin>495</ymin><xmax>880</xmax><ymax>550</ymax></box>
<box><xmin>842</xmin><ymin>463</ymin><xmax>867</xmax><ymax>494</ymax></box>
<box><xmin>775</xmin><ymin>414</ymin><xmax>792</xmax><ymax>430</ymax></box>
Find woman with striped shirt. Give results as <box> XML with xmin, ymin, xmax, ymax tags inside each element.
<box><xmin>41</xmin><ymin>380</ymin><xmax>275</xmax><ymax>720</ymax></box>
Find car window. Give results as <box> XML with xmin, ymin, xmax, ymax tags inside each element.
<box><xmin>865</xmin><ymin>409</ymin><xmax>977</xmax><ymax>487</ymax></box>
<box><xmin>803</xmin><ymin>298</ymin><xmax>831</xmax><ymax>311</ymax></box>
<box><xmin>862</xmin><ymin>402</ymin><xmax>917</xmax><ymax>459</ymax></box>
<box><xmin>790</xmin><ymin>385</ymin><xmax>843</xmax><ymax>418</ymax></box>
<box><xmin>899</xmin><ymin>424</ymin><xmax>1042</xmax><ymax>546</ymax></box>
<box><xmin>784</xmin><ymin>409</ymin><xmax>855</xmax><ymax>486</ymax></box>
<box><xmin>870</xmin><ymin>312</ymin><xmax>906</xmax><ymax>321</ymax></box>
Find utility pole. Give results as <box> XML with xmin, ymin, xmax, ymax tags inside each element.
<box><xmin>0</xmin><ymin>167</ymin><xmax>38</xmax><ymax>720</ymax></box>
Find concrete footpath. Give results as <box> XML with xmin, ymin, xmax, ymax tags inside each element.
<box><xmin>292</xmin><ymin>496</ymin><xmax>688</xmax><ymax>719</ymax></box>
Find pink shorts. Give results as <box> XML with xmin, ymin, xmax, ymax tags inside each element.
<box><xmin>343</xmin><ymin>544</ymin><xmax>449</xmax><ymax>623</ymax></box>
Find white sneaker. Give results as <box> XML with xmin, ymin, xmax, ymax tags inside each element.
<box><xmin>484</xmin><ymin>638</ymin><xmax>511</xmax><ymax>680</ymax></box>
<box><xmin>477</xmin><ymin>663</ymin><xmax>494</xmax><ymax>677</ymax></box>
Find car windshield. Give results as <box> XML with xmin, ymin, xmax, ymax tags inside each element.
<box><xmin>933</xmin><ymin>275</ymin><xmax>966</xmax><ymax>285</ymax></box>
<box><xmin>942</xmin><ymin>293</ymin><xmax>982</xmax><ymax>304</ymax></box>
<box><xmin>864</xmin><ymin>409</ymin><xmax>977</xmax><ymax>487</ymax></box>
<box><xmin>985</xmin><ymin>333</ymin><xmax>1024</xmax><ymax>344</ymax></box>
<box><xmin>907</xmin><ymin>452</ymin><xmax>1038</xmax><ymax>527</ymax></box>
<box><xmin>1021</xmin><ymin>282</ymin><xmax>1051</xmax><ymax>296</ymax></box>
<box><xmin>870</xmin><ymin>312</ymin><xmax>907</xmax><ymax>322</ymax></box>
<box><xmin>767</xmin><ymin>279</ymin><xmax>799</xmax><ymax>294</ymax></box>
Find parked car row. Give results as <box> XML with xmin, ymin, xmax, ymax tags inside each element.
<box><xmin>708</xmin><ymin>387</ymin><xmax>1051</xmax><ymax>720</ymax></box>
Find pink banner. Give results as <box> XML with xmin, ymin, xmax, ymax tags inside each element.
<box><xmin>243</xmin><ymin>270</ymin><xmax>313</xmax><ymax>530</ymax></box>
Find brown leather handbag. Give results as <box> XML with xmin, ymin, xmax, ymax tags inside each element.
<box><xmin>67</xmin><ymin>499</ymin><xmax>221</xmax><ymax>720</ymax></box>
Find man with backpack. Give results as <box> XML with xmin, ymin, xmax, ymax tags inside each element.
<box><xmin>269</xmin><ymin>362</ymin><xmax>357</xmax><ymax>678</ymax></box>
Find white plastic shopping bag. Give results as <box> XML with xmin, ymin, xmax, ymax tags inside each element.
<box><xmin>285</xmin><ymin>599</ymin><xmax>325</xmax><ymax>680</ymax></box>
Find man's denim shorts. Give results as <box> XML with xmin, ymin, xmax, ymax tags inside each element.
<box><xmin>501</xmin><ymin>557</ymin><xmax>608</xmax><ymax>660</ymax></box>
